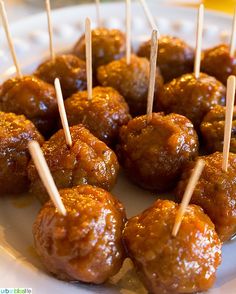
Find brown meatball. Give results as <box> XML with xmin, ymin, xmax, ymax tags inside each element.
<box><xmin>34</xmin><ymin>54</ymin><xmax>87</xmax><ymax>99</ymax></box>
<box><xmin>64</xmin><ymin>86</ymin><xmax>131</xmax><ymax>146</ymax></box>
<box><xmin>117</xmin><ymin>113</ymin><xmax>198</xmax><ymax>192</ymax></box>
<box><xmin>0</xmin><ymin>111</ymin><xmax>44</xmax><ymax>195</ymax></box>
<box><xmin>123</xmin><ymin>199</ymin><xmax>222</xmax><ymax>294</ymax></box>
<box><xmin>97</xmin><ymin>55</ymin><xmax>164</xmax><ymax>116</ymax></box>
<box><xmin>201</xmin><ymin>44</ymin><xmax>236</xmax><ymax>85</ymax></box>
<box><xmin>176</xmin><ymin>152</ymin><xmax>236</xmax><ymax>242</ymax></box>
<box><xmin>28</xmin><ymin>124</ymin><xmax>119</xmax><ymax>204</ymax></box>
<box><xmin>157</xmin><ymin>73</ymin><xmax>226</xmax><ymax>128</ymax></box>
<box><xmin>33</xmin><ymin>185</ymin><xmax>126</xmax><ymax>283</ymax></box>
<box><xmin>73</xmin><ymin>28</ymin><xmax>126</xmax><ymax>70</ymax></box>
<box><xmin>0</xmin><ymin>76</ymin><xmax>58</xmax><ymax>137</ymax></box>
<box><xmin>137</xmin><ymin>35</ymin><xmax>194</xmax><ymax>82</ymax></box>
<box><xmin>200</xmin><ymin>105</ymin><xmax>236</xmax><ymax>153</ymax></box>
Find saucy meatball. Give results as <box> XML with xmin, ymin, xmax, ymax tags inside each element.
<box><xmin>73</xmin><ymin>28</ymin><xmax>126</xmax><ymax>70</ymax></box>
<box><xmin>0</xmin><ymin>111</ymin><xmax>44</xmax><ymax>195</ymax></box>
<box><xmin>97</xmin><ymin>55</ymin><xmax>164</xmax><ymax>116</ymax></box>
<box><xmin>137</xmin><ymin>35</ymin><xmax>194</xmax><ymax>82</ymax></box>
<box><xmin>157</xmin><ymin>73</ymin><xmax>226</xmax><ymax>128</ymax></box>
<box><xmin>64</xmin><ymin>86</ymin><xmax>131</xmax><ymax>146</ymax></box>
<box><xmin>200</xmin><ymin>105</ymin><xmax>236</xmax><ymax>153</ymax></box>
<box><xmin>123</xmin><ymin>199</ymin><xmax>222</xmax><ymax>294</ymax></box>
<box><xmin>117</xmin><ymin>113</ymin><xmax>198</xmax><ymax>192</ymax></box>
<box><xmin>201</xmin><ymin>44</ymin><xmax>236</xmax><ymax>85</ymax></box>
<box><xmin>176</xmin><ymin>152</ymin><xmax>236</xmax><ymax>242</ymax></box>
<box><xmin>35</xmin><ymin>54</ymin><xmax>87</xmax><ymax>99</ymax></box>
<box><xmin>33</xmin><ymin>185</ymin><xmax>126</xmax><ymax>283</ymax></box>
<box><xmin>0</xmin><ymin>76</ymin><xmax>58</xmax><ymax>137</ymax></box>
<box><xmin>28</xmin><ymin>124</ymin><xmax>119</xmax><ymax>204</ymax></box>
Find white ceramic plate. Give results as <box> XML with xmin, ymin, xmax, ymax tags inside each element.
<box><xmin>0</xmin><ymin>2</ymin><xmax>236</xmax><ymax>294</ymax></box>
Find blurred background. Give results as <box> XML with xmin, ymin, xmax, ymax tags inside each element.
<box><xmin>5</xmin><ymin>0</ymin><xmax>236</xmax><ymax>22</ymax></box>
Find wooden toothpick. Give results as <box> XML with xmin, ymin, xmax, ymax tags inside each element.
<box><xmin>28</xmin><ymin>141</ymin><xmax>67</xmax><ymax>216</ymax></box>
<box><xmin>95</xmin><ymin>0</ymin><xmax>101</xmax><ymax>27</ymax></box>
<box><xmin>222</xmin><ymin>75</ymin><xmax>236</xmax><ymax>172</ymax></box>
<box><xmin>85</xmin><ymin>17</ymin><xmax>93</xmax><ymax>100</ymax></box>
<box><xmin>126</xmin><ymin>0</ymin><xmax>131</xmax><ymax>65</ymax></box>
<box><xmin>172</xmin><ymin>159</ymin><xmax>205</xmax><ymax>237</ymax></box>
<box><xmin>230</xmin><ymin>8</ymin><xmax>236</xmax><ymax>58</ymax></box>
<box><xmin>146</xmin><ymin>29</ymin><xmax>158</xmax><ymax>123</ymax></box>
<box><xmin>54</xmin><ymin>78</ymin><xmax>72</xmax><ymax>147</ymax></box>
<box><xmin>194</xmin><ymin>4</ymin><xmax>204</xmax><ymax>79</ymax></box>
<box><xmin>0</xmin><ymin>0</ymin><xmax>22</xmax><ymax>78</ymax></box>
<box><xmin>45</xmin><ymin>0</ymin><xmax>55</xmax><ymax>61</ymax></box>
<box><xmin>139</xmin><ymin>0</ymin><xmax>157</xmax><ymax>30</ymax></box>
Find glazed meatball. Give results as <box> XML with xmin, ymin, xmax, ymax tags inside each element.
<box><xmin>201</xmin><ymin>44</ymin><xmax>236</xmax><ymax>85</ymax></box>
<box><xmin>64</xmin><ymin>86</ymin><xmax>131</xmax><ymax>146</ymax></box>
<box><xmin>117</xmin><ymin>113</ymin><xmax>198</xmax><ymax>192</ymax></box>
<box><xmin>73</xmin><ymin>28</ymin><xmax>126</xmax><ymax>70</ymax></box>
<box><xmin>176</xmin><ymin>152</ymin><xmax>236</xmax><ymax>242</ymax></box>
<box><xmin>0</xmin><ymin>112</ymin><xmax>44</xmax><ymax>195</ymax></box>
<box><xmin>200</xmin><ymin>105</ymin><xmax>236</xmax><ymax>153</ymax></box>
<box><xmin>97</xmin><ymin>55</ymin><xmax>164</xmax><ymax>116</ymax></box>
<box><xmin>35</xmin><ymin>54</ymin><xmax>87</xmax><ymax>99</ymax></box>
<box><xmin>33</xmin><ymin>185</ymin><xmax>126</xmax><ymax>283</ymax></box>
<box><xmin>137</xmin><ymin>35</ymin><xmax>194</xmax><ymax>82</ymax></box>
<box><xmin>123</xmin><ymin>199</ymin><xmax>222</xmax><ymax>294</ymax></box>
<box><xmin>0</xmin><ymin>76</ymin><xmax>58</xmax><ymax>137</ymax></box>
<box><xmin>28</xmin><ymin>124</ymin><xmax>119</xmax><ymax>204</ymax></box>
<box><xmin>157</xmin><ymin>73</ymin><xmax>226</xmax><ymax>128</ymax></box>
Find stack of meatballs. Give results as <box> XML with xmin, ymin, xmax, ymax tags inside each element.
<box><xmin>1</xmin><ymin>17</ymin><xmax>236</xmax><ymax>294</ymax></box>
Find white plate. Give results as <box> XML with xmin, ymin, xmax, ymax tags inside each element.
<box><xmin>0</xmin><ymin>2</ymin><xmax>236</xmax><ymax>294</ymax></box>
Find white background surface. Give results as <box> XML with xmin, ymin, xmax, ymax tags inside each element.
<box><xmin>0</xmin><ymin>1</ymin><xmax>236</xmax><ymax>294</ymax></box>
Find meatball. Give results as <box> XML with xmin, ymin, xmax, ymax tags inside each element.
<box><xmin>33</xmin><ymin>185</ymin><xmax>126</xmax><ymax>283</ymax></box>
<box><xmin>176</xmin><ymin>152</ymin><xmax>236</xmax><ymax>242</ymax></box>
<box><xmin>34</xmin><ymin>54</ymin><xmax>87</xmax><ymax>99</ymax></box>
<box><xmin>123</xmin><ymin>199</ymin><xmax>222</xmax><ymax>294</ymax></box>
<box><xmin>137</xmin><ymin>35</ymin><xmax>194</xmax><ymax>82</ymax></box>
<box><xmin>73</xmin><ymin>28</ymin><xmax>126</xmax><ymax>70</ymax></box>
<box><xmin>157</xmin><ymin>73</ymin><xmax>226</xmax><ymax>128</ymax></box>
<box><xmin>0</xmin><ymin>76</ymin><xmax>58</xmax><ymax>137</ymax></box>
<box><xmin>117</xmin><ymin>113</ymin><xmax>198</xmax><ymax>192</ymax></box>
<box><xmin>64</xmin><ymin>86</ymin><xmax>131</xmax><ymax>146</ymax></box>
<box><xmin>28</xmin><ymin>124</ymin><xmax>119</xmax><ymax>204</ymax></box>
<box><xmin>97</xmin><ymin>55</ymin><xmax>164</xmax><ymax>116</ymax></box>
<box><xmin>0</xmin><ymin>111</ymin><xmax>44</xmax><ymax>195</ymax></box>
<box><xmin>200</xmin><ymin>105</ymin><xmax>236</xmax><ymax>153</ymax></box>
<box><xmin>201</xmin><ymin>44</ymin><xmax>236</xmax><ymax>85</ymax></box>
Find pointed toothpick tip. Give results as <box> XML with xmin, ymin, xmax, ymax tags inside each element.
<box><xmin>54</xmin><ymin>78</ymin><xmax>72</xmax><ymax>148</ymax></box>
<box><xmin>222</xmin><ymin>75</ymin><xmax>236</xmax><ymax>172</ymax></box>
<box><xmin>194</xmin><ymin>3</ymin><xmax>204</xmax><ymax>79</ymax></box>
<box><xmin>172</xmin><ymin>159</ymin><xmax>205</xmax><ymax>237</ymax></box>
<box><xmin>85</xmin><ymin>17</ymin><xmax>93</xmax><ymax>100</ymax></box>
<box><xmin>146</xmin><ymin>29</ymin><xmax>158</xmax><ymax>123</ymax></box>
<box><xmin>28</xmin><ymin>141</ymin><xmax>67</xmax><ymax>216</ymax></box>
<box><xmin>0</xmin><ymin>0</ymin><xmax>22</xmax><ymax>78</ymax></box>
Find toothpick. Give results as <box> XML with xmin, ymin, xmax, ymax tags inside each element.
<box><xmin>54</xmin><ymin>78</ymin><xmax>72</xmax><ymax>147</ymax></box>
<box><xmin>222</xmin><ymin>75</ymin><xmax>236</xmax><ymax>172</ymax></box>
<box><xmin>85</xmin><ymin>17</ymin><xmax>93</xmax><ymax>100</ymax></box>
<box><xmin>147</xmin><ymin>30</ymin><xmax>158</xmax><ymax>123</ymax></box>
<box><xmin>126</xmin><ymin>0</ymin><xmax>131</xmax><ymax>65</ymax></box>
<box><xmin>95</xmin><ymin>0</ymin><xmax>101</xmax><ymax>27</ymax></box>
<box><xmin>230</xmin><ymin>7</ymin><xmax>236</xmax><ymax>57</ymax></box>
<box><xmin>0</xmin><ymin>1</ymin><xmax>22</xmax><ymax>78</ymax></box>
<box><xmin>194</xmin><ymin>4</ymin><xmax>204</xmax><ymax>79</ymax></box>
<box><xmin>172</xmin><ymin>159</ymin><xmax>205</xmax><ymax>237</ymax></box>
<box><xmin>45</xmin><ymin>0</ymin><xmax>55</xmax><ymax>61</ymax></box>
<box><xmin>139</xmin><ymin>0</ymin><xmax>157</xmax><ymax>30</ymax></box>
<box><xmin>28</xmin><ymin>141</ymin><xmax>67</xmax><ymax>216</ymax></box>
